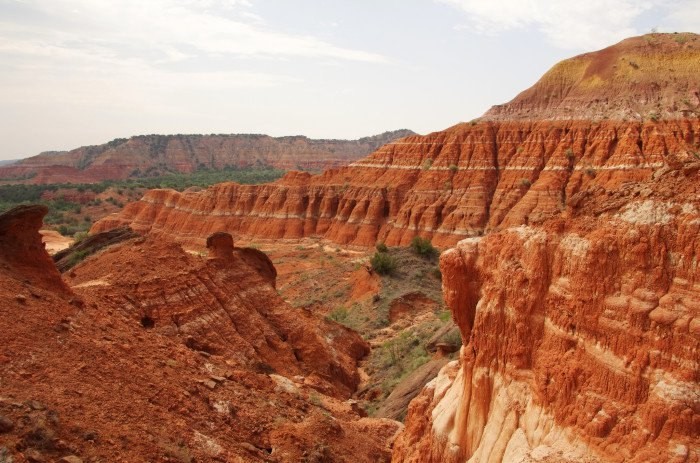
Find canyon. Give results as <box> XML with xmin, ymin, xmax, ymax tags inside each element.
<box><xmin>93</xmin><ymin>33</ymin><xmax>700</xmax><ymax>462</ymax></box>
<box><xmin>1</xmin><ymin>32</ymin><xmax>699</xmax><ymax>462</ymax></box>
<box><xmin>0</xmin><ymin>130</ymin><xmax>413</xmax><ymax>184</ymax></box>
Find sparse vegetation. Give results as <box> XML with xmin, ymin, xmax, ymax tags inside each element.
<box><xmin>520</xmin><ymin>178</ymin><xmax>532</xmax><ymax>187</ymax></box>
<box><xmin>422</xmin><ymin>158</ymin><xmax>433</xmax><ymax>170</ymax></box>
<box><xmin>674</xmin><ymin>33</ymin><xmax>689</xmax><ymax>44</ymax></box>
<box><xmin>409</xmin><ymin>236</ymin><xmax>439</xmax><ymax>259</ymax></box>
<box><xmin>375</xmin><ymin>242</ymin><xmax>388</xmax><ymax>253</ymax></box>
<box><xmin>327</xmin><ymin>307</ymin><xmax>349</xmax><ymax>324</ymax></box>
<box><xmin>448</xmin><ymin>164</ymin><xmax>458</xmax><ymax>173</ymax></box>
<box><xmin>370</xmin><ymin>251</ymin><xmax>397</xmax><ymax>275</ymax></box>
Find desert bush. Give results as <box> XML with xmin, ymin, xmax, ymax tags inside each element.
<box><xmin>371</xmin><ymin>252</ymin><xmax>397</xmax><ymax>275</ymax></box>
<box><xmin>327</xmin><ymin>307</ymin><xmax>349</xmax><ymax>323</ymax></box>
<box><xmin>375</xmin><ymin>242</ymin><xmax>388</xmax><ymax>253</ymax></box>
<box><xmin>410</xmin><ymin>236</ymin><xmax>439</xmax><ymax>259</ymax></box>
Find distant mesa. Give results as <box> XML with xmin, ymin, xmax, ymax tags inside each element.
<box><xmin>0</xmin><ymin>129</ymin><xmax>415</xmax><ymax>184</ymax></box>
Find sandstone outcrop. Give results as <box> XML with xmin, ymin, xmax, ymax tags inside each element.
<box><xmin>0</xmin><ymin>130</ymin><xmax>414</xmax><ymax>184</ymax></box>
<box><xmin>0</xmin><ymin>205</ymin><xmax>69</xmax><ymax>294</ymax></box>
<box><xmin>484</xmin><ymin>33</ymin><xmax>700</xmax><ymax>122</ymax></box>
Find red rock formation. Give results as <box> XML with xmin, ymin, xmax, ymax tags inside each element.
<box><xmin>0</xmin><ymin>205</ymin><xmax>69</xmax><ymax>294</ymax></box>
<box><xmin>390</xmin><ymin>33</ymin><xmax>700</xmax><ymax>463</ymax></box>
<box><xmin>0</xmin><ymin>212</ymin><xmax>401</xmax><ymax>461</ymax></box>
<box><xmin>393</xmin><ymin>163</ymin><xmax>700</xmax><ymax>462</ymax></box>
<box><xmin>67</xmin><ymin>233</ymin><xmax>368</xmax><ymax>398</ymax></box>
<box><xmin>92</xmin><ymin>118</ymin><xmax>700</xmax><ymax>248</ymax></box>
<box><xmin>0</xmin><ymin>130</ymin><xmax>414</xmax><ymax>184</ymax></box>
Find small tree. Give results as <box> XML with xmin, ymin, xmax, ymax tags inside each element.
<box><xmin>375</xmin><ymin>242</ymin><xmax>388</xmax><ymax>253</ymax></box>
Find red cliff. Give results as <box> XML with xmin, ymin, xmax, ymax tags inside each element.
<box><xmin>0</xmin><ymin>212</ymin><xmax>401</xmax><ymax>461</ymax></box>
<box><xmin>393</xmin><ymin>159</ymin><xmax>700</xmax><ymax>463</ymax></box>
<box><xmin>92</xmin><ymin>118</ymin><xmax>700</xmax><ymax>248</ymax></box>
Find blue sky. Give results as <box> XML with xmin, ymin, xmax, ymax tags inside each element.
<box><xmin>1</xmin><ymin>0</ymin><xmax>698</xmax><ymax>160</ymax></box>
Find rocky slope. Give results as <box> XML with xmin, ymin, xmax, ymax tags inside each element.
<box><xmin>0</xmin><ymin>130</ymin><xmax>414</xmax><ymax>184</ymax></box>
<box><xmin>0</xmin><ymin>206</ymin><xmax>402</xmax><ymax>462</ymax></box>
<box><xmin>484</xmin><ymin>33</ymin><xmax>700</xmax><ymax>122</ymax></box>
<box><xmin>91</xmin><ymin>35</ymin><xmax>700</xmax><ymax>249</ymax></box>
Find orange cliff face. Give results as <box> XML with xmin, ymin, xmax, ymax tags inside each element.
<box><xmin>86</xmin><ymin>33</ymin><xmax>699</xmax><ymax>462</ymax></box>
<box><xmin>92</xmin><ymin>118</ymin><xmax>700</xmax><ymax>248</ymax></box>
<box><xmin>393</xmin><ymin>163</ymin><xmax>700</xmax><ymax>463</ymax></box>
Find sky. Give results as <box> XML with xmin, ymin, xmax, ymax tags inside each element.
<box><xmin>1</xmin><ymin>0</ymin><xmax>699</xmax><ymax>160</ymax></box>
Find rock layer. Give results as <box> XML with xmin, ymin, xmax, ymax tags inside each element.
<box><xmin>92</xmin><ymin>119</ymin><xmax>700</xmax><ymax>248</ymax></box>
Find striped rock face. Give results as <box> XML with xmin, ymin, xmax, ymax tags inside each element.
<box><xmin>92</xmin><ymin>119</ymin><xmax>700</xmax><ymax>249</ymax></box>
<box><xmin>391</xmin><ymin>33</ymin><xmax>700</xmax><ymax>463</ymax></box>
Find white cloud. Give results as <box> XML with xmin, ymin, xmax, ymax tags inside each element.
<box><xmin>662</xmin><ymin>0</ymin><xmax>700</xmax><ymax>33</ymax></box>
<box><xmin>0</xmin><ymin>0</ymin><xmax>386</xmax><ymax>64</ymax></box>
<box><xmin>436</xmin><ymin>0</ymin><xmax>665</xmax><ymax>50</ymax></box>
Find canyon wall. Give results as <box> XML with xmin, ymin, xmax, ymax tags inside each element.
<box><xmin>392</xmin><ymin>162</ymin><xmax>700</xmax><ymax>462</ymax></box>
<box><xmin>0</xmin><ymin>130</ymin><xmax>413</xmax><ymax>184</ymax></box>
<box><xmin>92</xmin><ymin>119</ymin><xmax>700</xmax><ymax>248</ymax></box>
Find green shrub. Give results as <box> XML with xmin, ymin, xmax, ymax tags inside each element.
<box><xmin>448</xmin><ymin>164</ymin><xmax>458</xmax><ymax>173</ymax></box>
<box><xmin>371</xmin><ymin>252</ymin><xmax>397</xmax><ymax>275</ymax></box>
<box><xmin>73</xmin><ymin>231</ymin><xmax>89</xmax><ymax>243</ymax></box>
<box><xmin>422</xmin><ymin>158</ymin><xmax>432</xmax><ymax>170</ymax></box>
<box><xmin>327</xmin><ymin>307</ymin><xmax>349</xmax><ymax>323</ymax></box>
<box><xmin>375</xmin><ymin>242</ymin><xmax>388</xmax><ymax>253</ymax></box>
<box><xmin>409</xmin><ymin>236</ymin><xmax>439</xmax><ymax>259</ymax></box>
